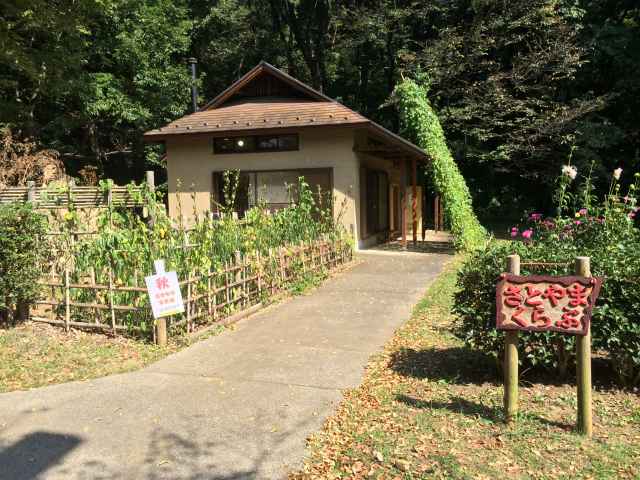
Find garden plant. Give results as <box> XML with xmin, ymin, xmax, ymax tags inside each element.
<box><xmin>454</xmin><ymin>165</ymin><xmax>640</xmax><ymax>386</ymax></box>
<box><xmin>3</xmin><ymin>175</ymin><xmax>349</xmax><ymax>339</ymax></box>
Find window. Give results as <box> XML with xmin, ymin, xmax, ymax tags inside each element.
<box><xmin>212</xmin><ymin>168</ymin><xmax>331</xmax><ymax>216</ymax></box>
<box><xmin>213</xmin><ymin>134</ymin><xmax>299</xmax><ymax>154</ymax></box>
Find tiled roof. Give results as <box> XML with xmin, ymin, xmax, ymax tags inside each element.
<box><xmin>144</xmin><ymin>61</ymin><xmax>427</xmax><ymax>160</ymax></box>
<box><xmin>143</xmin><ymin>98</ymin><xmax>368</xmax><ymax>139</ymax></box>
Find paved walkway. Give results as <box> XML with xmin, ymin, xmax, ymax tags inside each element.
<box><xmin>0</xmin><ymin>250</ymin><xmax>449</xmax><ymax>480</ymax></box>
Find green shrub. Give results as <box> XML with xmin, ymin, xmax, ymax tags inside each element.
<box><xmin>453</xmin><ymin>169</ymin><xmax>640</xmax><ymax>386</ymax></box>
<box><xmin>394</xmin><ymin>78</ymin><xmax>487</xmax><ymax>250</ymax></box>
<box><xmin>0</xmin><ymin>203</ymin><xmax>50</xmax><ymax>324</ymax></box>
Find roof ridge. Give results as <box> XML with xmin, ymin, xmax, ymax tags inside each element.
<box><xmin>201</xmin><ymin>62</ymin><xmax>336</xmax><ymax>111</ymax></box>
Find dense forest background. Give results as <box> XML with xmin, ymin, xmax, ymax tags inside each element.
<box><xmin>2</xmin><ymin>0</ymin><xmax>638</xmax><ymax>218</ymax></box>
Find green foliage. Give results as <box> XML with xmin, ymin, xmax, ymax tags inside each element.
<box><xmin>2</xmin><ymin>0</ymin><xmax>640</xmax><ymax>214</ymax></box>
<box><xmin>453</xmin><ymin>168</ymin><xmax>640</xmax><ymax>386</ymax></box>
<box><xmin>0</xmin><ymin>203</ymin><xmax>50</xmax><ymax>323</ymax></box>
<box><xmin>1</xmin><ymin>0</ymin><xmax>193</xmax><ymax>180</ymax></box>
<box><xmin>49</xmin><ymin>176</ymin><xmax>348</xmax><ymax>337</ymax></box>
<box><xmin>394</xmin><ymin>78</ymin><xmax>487</xmax><ymax>250</ymax></box>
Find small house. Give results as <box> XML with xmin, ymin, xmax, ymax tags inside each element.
<box><xmin>144</xmin><ymin>62</ymin><xmax>433</xmax><ymax>249</ymax></box>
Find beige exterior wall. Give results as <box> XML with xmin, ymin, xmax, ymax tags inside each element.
<box><xmin>165</xmin><ymin>127</ymin><xmax>360</xmax><ymax>243</ymax></box>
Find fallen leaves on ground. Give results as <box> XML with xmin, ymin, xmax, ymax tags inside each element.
<box><xmin>290</xmin><ymin>256</ymin><xmax>640</xmax><ymax>480</ymax></box>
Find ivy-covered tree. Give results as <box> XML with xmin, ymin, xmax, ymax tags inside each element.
<box><xmin>394</xmin><ymin>78</ymin><xmax>487</xmax><ymax>250</ymax></box>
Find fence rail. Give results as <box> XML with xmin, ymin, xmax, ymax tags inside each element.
<box><xmin>0</xmin><ymin>183</ymin><xmax>145</xmax><ymax>209</ymax></box>
<box><xmin>30</xmin><ymin>238</ymin><xmax>352</xmax><ymax>341</ymax></box>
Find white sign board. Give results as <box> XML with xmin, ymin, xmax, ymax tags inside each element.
<box><xmin>145</xmin><ymin>269</ymin><xmax>184</xmax><ymax>319</ymax></box>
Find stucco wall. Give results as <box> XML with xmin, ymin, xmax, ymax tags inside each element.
<box><xmin>165</xmin><ymin>127</ymin><xmax>360</xmax><ymax>243</ymax></box>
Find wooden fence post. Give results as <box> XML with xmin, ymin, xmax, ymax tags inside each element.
<box><xmin>64</xmin><ymin>267</ymin><xmax>71</xmax><ymax>332</ymax></box>
<box><xmin>145</xmin><ymin>170</ymin><xmax>156</xmax><ymax>226</ymax></box>
<box><xmin>504</xmin><ymin>254</ymin><xmax>520</xmax><ymax>423</ymax></box>
<box><xmin>268</xmin><ymin>249</ymin><xmax>275</xmax><ymax>295</ymax></box>
<box><xmin>207</xmin><ymin>265</ymin><xmax>212</xmax><ymax>318</ymax></box>
<box><xmin>234</xmin><ymin>251</ymin><xmax>242</xmax><ymax>306</ymax></box>
<box><xmin>26</xmin><ymin>181</ymin><xmax>36</xmax><ymax>203</ymax></box>
<box><xmin>187</xmin><ymin>270</ymin><xmax>192</xmax><ymax>332</ymax></box>
<box><xmin>576</xmin><ymin>256</ymin><xmax>593</xmax><ymax>436</ymax></box>
<box><xmin>156</xmin><ymin>317</ymin><xmax>167</xmax><ymax>346</ymax></box>
<box><xmin>107</xmin><ymin>266</ymin><xmax>116</xmax><ymax>334</ymax></box>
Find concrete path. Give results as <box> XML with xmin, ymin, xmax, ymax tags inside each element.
<box><xmin>0</xmin><ymin>250</ymin><xmax>449</xmax><ymax>480</ymax></box>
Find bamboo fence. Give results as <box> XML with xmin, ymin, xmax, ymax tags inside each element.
<box><xmin>30</xmin><ymin>238</ymin><xmax>352</xmax><ymax>340</ymax></box>
<box><xmin>0</xmin><ymin>183</ymin><xmax>144</xmax><ymax>208</ymax></box>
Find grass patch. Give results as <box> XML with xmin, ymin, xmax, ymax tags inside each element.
<box><xmin>291</xmin><ymin>256</ymin><xmax>640</xmax><ymax>479</ymax></box>
<box><xmin>0</xmin><ymin>258</ymin><xmax>355</xmax><ymax>393</ymax></box>
<box><xmin>0</xmin><ymin>322</ymin><xmax>175</xmax><ymax>392</ymax></box>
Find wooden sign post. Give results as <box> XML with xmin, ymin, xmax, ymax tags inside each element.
<box><xmin>575</xmin><ymin>257</ymin><xmax>592</xmax><ymax>436</ymax></box>
<box><xmin>504</xmin><ymin>255</ymin><xmax>520</xmax><ymax>423</ymax></box>
<box><xmin>145</xmin><ymin>260</ymin><xmax>185</xmax><ymax>347</ymax></box>
<box><xmin>496</xmin><ymin>255</ymin><xmax>602</xmax><ymax>436</ymax></box>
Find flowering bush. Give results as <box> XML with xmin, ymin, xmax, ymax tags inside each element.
<box><xmin>454</xmin><ymin>166</ymin><xmax>640</xmax><ymax>386</ymax></box>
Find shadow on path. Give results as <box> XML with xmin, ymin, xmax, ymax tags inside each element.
<box><xmin>0</xmin><ymin>431</ymin><xmax>81</xmax><ymax>480</ymax></box>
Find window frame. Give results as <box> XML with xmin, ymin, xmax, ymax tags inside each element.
<box><xmin>211</xmin><ymin>167</ymin><xmax>333</xmax><ymax>216</ymax></box>
<box><xmin>213</xmin><ymin>133</ymin><xmax>299</xmax><ymax>154</ymax></box>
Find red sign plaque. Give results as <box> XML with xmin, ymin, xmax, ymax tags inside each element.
<box><xmin>496</xmin><ymin>274</ymin><xmax>602</xmax><ymax>336</ymax></box>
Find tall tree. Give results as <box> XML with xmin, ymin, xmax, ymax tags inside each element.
<box><xmin>407</xmin><ymin>0</ymin><xmax>609</xmax><ymax>215</ymax></box>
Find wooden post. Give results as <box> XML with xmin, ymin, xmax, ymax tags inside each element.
<box><xmin>27</xmin><ymin>181</ymin><xmax>36</xmax><ymax>203</ymax></box>
<box><xmin>400</xmin><ymin>159</ymin><xmax>407</xmax><ymax>249</ymax></box>
<box><xmin>107</xmin><ymin>266</ymin><xmax>116</xmax><ymax>334</ymax></box>
<box><xmin>576</xmin><ymin>256</ymin><xmax>593</xmax><ymax>436</ymax></box>
<box><xmin>64</xmin><ymin>267</ymin><xmax>71</xmax><ymax>333</ymax></box>
<box><xmin>268</xmin><ymin>249</ymin><xmax>275</xmax><ymax>295</ymax></box>
<box><xmin>279</xmin><ymin>247</ymin><xmax>286</xmax><ymax>285</ymax></box>
<box><xmin>434</xmin><ymin>195</ymin><xmax>440</xmax><ymax>232</ymax></box>
<box><xmin>213</xmin><ymin>270</ymin><xmax>219</xmax><ymax>321</ymax></box>
<box><xmin>504</xmin><ymin>254</ymin><xmax>520</xmax><ymax>423</ymax></box>
<box><xmin>234</xmin><ymin>251</ymin><xmax>242</xmax><ymax>306</ymax></box>
<box><xmin>186</xmin><ymin>270</ymin><xmax>192</xmax><ymax>332</ymax></box>
<box><xmin>241</xmin><ymin>255</ymin><xmax>247</xmax><ymax>307</ymax></box>
<box><xmin>90</xmin><ymin>267</ymin><xmax>100</xmax><ymax>325</ymax></box>
<box><xmin>225</xmin><ymin>261</ymin><xmax>231</xmax><ymax>305</ymax></box>
<box><xmin>156</xmin><ymin>317</ymin><xmax>167</xmax><ymax>346</ymax></box>
<box><xmin>411</xmin><ymin>158</ymin><xmax>417</xmax><ymax>245</ymax></box>
<box><xmin>145</xmin><ymin>170</ymin><xmax>156</xmax><ymax>226</ymax></box>
<box><xmin>256</xmin><ymin>251</ymin><xmax>263</xmax><ymax>295</ymax></box>
<box><xmin>207</xmin><ymin>265</ymin><xmax>212</xmax><ymax>318</ymax></box>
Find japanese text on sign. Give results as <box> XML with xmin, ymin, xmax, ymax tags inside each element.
<box><xmin>496</xmin><ymin>275</ymin><xmax>602</xmax><ymax>336</ymax></box>
<box><xmin>145</xmin><ymin>270</ymin><xmax>184</xmax><ymax>319</ymax></box>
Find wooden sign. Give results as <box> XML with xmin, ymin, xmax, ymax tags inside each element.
<box><xmin>496</xmin><ymin>274</ymin><xmax>602</xmax><ymax>336</ymax></box>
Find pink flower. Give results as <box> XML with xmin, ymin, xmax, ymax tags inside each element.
<box><xmin>578</xmin><ymin>208</ymin><xmax>588</xmax><ymax>216</ymax></box>
<box><xmin>510</xmin><ymin>227</ymin><xmax>519</xmax><ymax>238</ymax></box>
<box><xmin>530</xmin><ymin>213</ymin><xmax>543</xmax><ymax>221</ymax></box>
<box><xmin>574</xmin><ymin>220</ymin><xmax>582</xmax><ymax>225</ymax></box>
<box><xmin>522</xmin><ymin>229</ymin><xmax>533</xmax><ymax>239</ymax></box>
<box><xmin>630</xmin><ymin>211</ymin><xmax>637</xmax><ymax>220</ymax></box>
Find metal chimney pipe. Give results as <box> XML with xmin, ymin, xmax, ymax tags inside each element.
<box><xmin>188</xmin><ymin>57</ymin><xmax>198</xmax><ymax>112</ymax></box>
